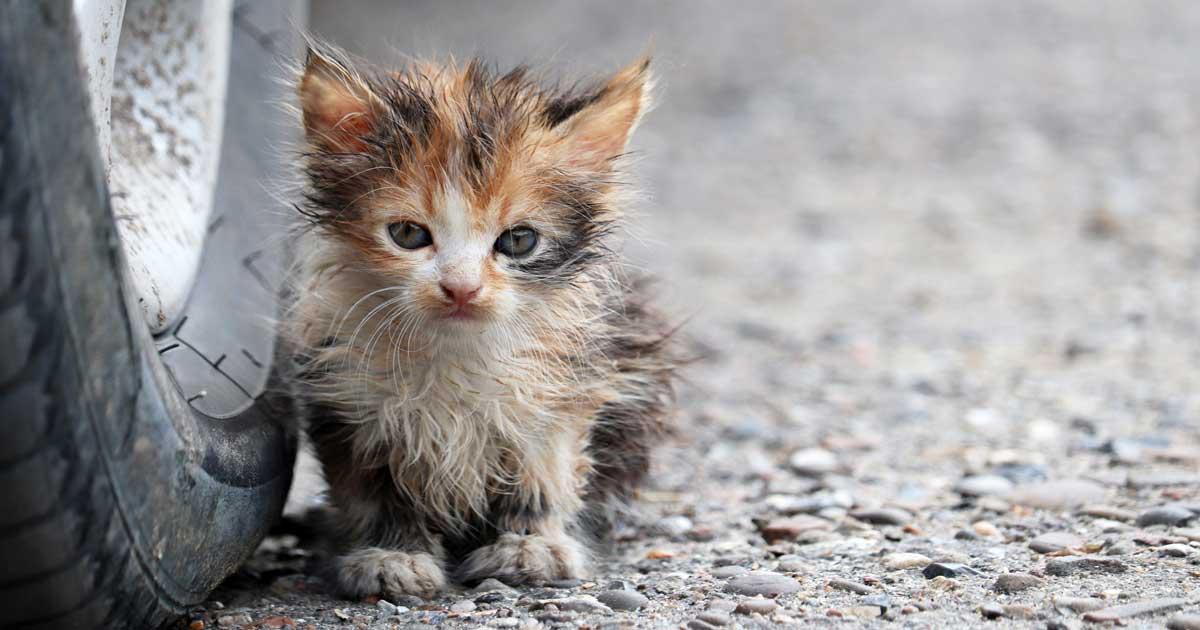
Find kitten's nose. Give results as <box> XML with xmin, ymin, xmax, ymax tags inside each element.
<box><xmin>439</xmin><ymin>281</ymin><xmax>481</xmax><ymax>307</ymax></box>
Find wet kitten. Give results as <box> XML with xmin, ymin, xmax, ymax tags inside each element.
<box><xmin>286</xmin><ymin>45</ymin><xmax>677</xmax><ymax>599</ymax></box>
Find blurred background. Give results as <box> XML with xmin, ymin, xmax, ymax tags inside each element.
<box><xmin>249</xmin><ymin>1</ymin><xmax>1200</xmax><ymax>624</ymax></box>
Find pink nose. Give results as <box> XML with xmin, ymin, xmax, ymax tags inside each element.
<box><xmin>439</xmin><ymin>281</ymin><xmax>481</xmax><ymax>307</ymax></box>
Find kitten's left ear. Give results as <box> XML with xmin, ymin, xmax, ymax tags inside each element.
<box><xmin>551</xmin><ymin>56</ymin><xmax>654</xmax><ymax>171</ymax></box>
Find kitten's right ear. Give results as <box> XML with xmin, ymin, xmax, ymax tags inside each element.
<box><xmin>299</xmin><ymin>47</ymin><xmax>380</xmax><ymax>152</ymax></box>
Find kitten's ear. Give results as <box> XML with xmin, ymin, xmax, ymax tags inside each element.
<box><xmin>299</xmin><ymin>46</ymin><xmax>381</xmax><ymax>152</ymax></box>
<box><xmin>552</xmin><ymin>56</ymin><xmax>653</xmax><ymax>171</ymax></box>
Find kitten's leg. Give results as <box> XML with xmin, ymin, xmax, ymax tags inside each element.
<box><xmin>327</xmin><ymin>499</ymin><xmax>449</xmax><ymax>599</ymax></box>
<box><xmin>307</xmin><ymin>410</ymin><xmax>448</xmax><ymax>599</ymax></box>
<box><xmin>458</xmin><ymin>437</ymin><xmax>592</xmax><ymax>585</ymax></box>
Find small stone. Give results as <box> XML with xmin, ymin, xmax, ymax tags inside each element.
<box><xmin>488</xmin><ymin>620</ymin><xmax>519</xmax><ymax>628</ymax></box>
<box><xmin>472</xmin><ymin>578</ymin><xmax>518</xmax><ymax>595</ymax></box>
<box><xmin>450</xmin><ymin>600</ymin><xmax>476</xmax><ymax>613</ymax></box>
<box><xmin>711</xmin><ymin>565</ymin><xmax>749</xmax><ymax>579</ymax></box>
<box><xmin>860</xmin><ymin>594</ymin><xmax>892</xmax><ymax>611</ymax></box>
<box><xmin>734</xmin><ymin>597</ymin><xmax>778</xmax><ymax>615</ymax></box>
<box><xmin>537</xmin><ymin>596</ymin><xmax>612</xmax><ymax>614</ymax></box>
<box><xmin>1104</xmin><ymin>539</ymin><xmax>1135</xmax><ymax>556</ymax></box>
<box><xmin>972</xmin><ymin>521</ymin><xmax>1001</xmax><ymax>538</ymax></box>
<box><xmin>1160</xmin><ymin>543</ymin><xmax>1193</xmax><ymax>557</ymax></box>
<box><xmin>759</xmin><ymin>515</ymin><xmax>833</xmax><ymax>543</ymax></box>
<box><xmin>775</xmin><ymin>555</ymin><xmax>807</xmax><ymax>573</ymax></box>
<box><xmin>955</xmin><ymin>475</ymin><xmax>1014</xmax><ymax>497</ymax></box>
<box><xmin>1078</xmin><ymin>505</ymin><xmax>1137</xmax><ymax>522</ymax></box>
<box><xmin>992</xmin><ymin>572</ymin><xmax>1044</xmax><ymax>593</ymax></box>
<box><xmin>1083</xmin><ymin>598</ymin><xmax>1189</xmax><ymax>623</ymax></box>
<box><xmin>979</xmin><ymin>603</ymin><xmax>1005</xmax><ymax>620</ymax></box>
<box><xmin>844</xmin><ymin>606</ymin><xmax>881</xmax><ymax>619</ymax></box>
<box><xmin>696</xmin><ymin>612</ymin><xmax>731</xmax><ymax>626</ymax></box>
<box><xmin>258</xmin><ymin>618</ymin><xmax>294</xmax><ymax>629</ymax></box>
<box><xmin>1128</xmin><ymin>471</ymin><xmax>1200</xmax><ymax>488</ymax></box>
<box><xmin>707</xmin><ymin>599</ymin><xmax>737</xmax><ymax>613</ymax></box>
<box><xmin>653</xmin><ymin>515</ymin><xmax>694</xmax><ymax>538</ymax></box>
<box><xmin>1045</xmin><ymin>556</ymin><xmax>1126</xmax><ymax>576</ymax></box>
<box><xmin>377</xmin><ymin>600</ymin><xmax>399</xmax><ymax>615</ymax></box>
<box><xmin>1002</xmin><ymin>605</ymin><xmax>1036</xmax><ymax>619</ymax></box>
<box><xmin>216</xmin><ymin>615</ymin><xmax>252</xmax><ymax>628</ymax></box>
<box><xmin>1007</xmin><ymin>479</ymin><xmax>1105</xmax><ymax>510</ymax></box>
<box><xmin>1168</xmin><ymin>614</ymin><xmax>1200</xmax><ymax>630</ymax></box>
<box><xmin>788</xmin><ymin>448</ymin><xmax>840</xmax><ymax>476</ymax></box>
<box><xmin>882</xmin><ymin>552</ymin><xmax>931</xmax><ymax>570</ymax></box>
<box><xmin>1029</xmin><ymin>531</ymin><xmax>1084</xmax><ymax>554</ymax></box>
<box><xmin>1137</xmin><ymin>505</ymin><xmax>1195</xmax><ymax>527</ymax></box>
<box><xmin>595</xmin><ymin>590</ymin><xmax>649</xmax><ymax>612</ymax></box>
<box><xmin>922</xmin><ymin>562</ymin><xmax>982</xmax><ymax>579</ymax></box>
<box><xmin>645</xmin><ymin>548</ymin><xmax>675</xmax><ymax>560</ymax></box>
<box><xmin>849</xmin><ymin>507</ymin><xmax>912</xmax><ymax>526</ymax></box>
<box><xmin>1054</xmin><ymin>596</ymin><xmax>1106</xmax><ymax>613</ymax></box>
<box><xmin>686</xmin><ymin>620</ymin><xmax>720</xmax><ymax>630</ymax></box>
<box><xmin>724</xmin><ymin>571</ymin><xmax>802</xmax><ymax>597</ymax></box>
<box><xmin>827</xmin><ymin>578</ymin><xmax>872</xmax><ymax>595</ymax></box>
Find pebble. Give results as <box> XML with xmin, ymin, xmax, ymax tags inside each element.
<box><xmin>760</xmin><ymin>515</ymin><xmax>833</xmax><ymax>543</ymax></box>
<box><xmin>1054</xmin><ymin>596</ymin><xmax>1107</xmax><ymax>613</ymax></box>
<box><xmin>472</xmin><ymin>578</ymin><xmax>518</xmax><ymax>595</ymax></box>
<box><xmin>1045</xmin><ymin>556</ymin><xmax>1127</xmax><ymax>576</ymax></box>
<box><xmin>595</xmin><ymin>590</ymin><xmax>649</xmax><ymax>611</ymax></box>
<box><xmin>1082</xmin><ymin>598</ymin><xmax>1189</xmax><ymax>623</ymax></box>
<box><xmin>734</xmin><ymin>597</ymin><xmax>778</xmax><ymax>615</ymax></box>
<box><xmin>1160</xmin><ymin>543</ymin><xmax>1193</xmax><ymax>557</ymax></box>
<box><xmin>536</xmin><ymin>596</ymin><xmax>612</xmax><ymax>614</ymax></box>
<box><xmin>1104</xmin><ymin>540</ymin><xmax>1135</xmax><ymax>556</ymax></box>
<box><xmin>448</xmin><ymin>600</ymin><xmax>476</xmax><ymax>613</ymax></box>
<box><xmin>849</xmin><ymin>507</ymin><xmax>912</xmax><ymax>526</ymax></box>
<box><xmin>696</xmin><ymin>612</ymin><xmax>731</xmax><ymax>626</ymax></box>
<box><xmin>979</xmin><ymin>602</ymin><xmax>1035</xmax><ymax>620</ymax></box>
<box><xmin>653</xmin><ymin>515</ymin><xmax>694</xmax><ymax>538</ymax></box>
<box><xmin>827</xmin><ymin>577</ymin><xmax>872</xmax><ymax>594</ymax></box>
<box><xmin>1168</xmin><ymin>614</ymin><xmax>1200</xmax><ymax>630</ymax></box>
<box><xmin>1127</xmin><ymin>471</ymin><xmax>1200</xmax><ymax>488</ymax></box>
<box><xmin>1078</xmin><ymin>505</ymin><xmax>1137</xmax><ymax>522</ymax></box>
<box><xmin>956</xmin><ymin>474</ymin><xmax>1014</xmax><ymax>497</ymax></box>
<box><xmin>882</xmin><ymin>552</ymin><xmax>931</xmax><ymax>570</ymax></box>
<box><xmin>377</xmin><ymin>600</ymin><xmax>399</xmax><ymax>615</ymax></box>
<box><xmin>922</xmin><ymin>562</ymin><xmax>982</xmax><ymax>579</ymax></box>
<box><xmin>1029</xmin><ymin>531</ymin><xmax>1084</xmax><ymax>553</ymax></box>
<box><xmin>775</xmin><ymin>555</ymin><xmax>808</xmax><ymax>573</ymax></box>
<box><xmin>992</xmin><ymin>462</ymin><xmax>1048</xmax><ymax>484</ymax></box>
<box><xmin>788</xmin><ymin>448</ymin><xmax>840</xmax><ymax>476</ymax></box>
<box><xmin>724</xmin><ymin>571</ymin><xmax>802</xmax><ymax>597</ymax></box>
<box><xmin>1137</xmin><ymin>505</ymin><xmax>1194</xmax><ymax>527</ymax></box>
<box><xmin>860</xmin><ymin>594</ymin><xmax>892</xmax><ymax>612</ymax></box>
<box><xmin>710</xmin><ymin>566</ymin><xmax>749</xmax><ymax>579</ymax></box>
<box><xmin>1007</xmin><ymin>479</ymin><xmax>1106</xmax><ymax>510</ymax></box>
<box><xmin>992</xmin><ymin>572</ymin><xmax>1044</xmax><ymax>593</ymax></box>
<box><xmin>972</xmin><ymin>521</ymin><xmax>1001</xmax><ymax>538</ymax></box>
<box><xmin>216</xmin><ymin>615</ymin><xmax>252</xmax><ymax>628</ymax></box>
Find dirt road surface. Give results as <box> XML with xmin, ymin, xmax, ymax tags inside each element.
<box><xmin>189</xmin><ymin>2</ymin><xmax>1200</xmax><ymax>628</ymax></box>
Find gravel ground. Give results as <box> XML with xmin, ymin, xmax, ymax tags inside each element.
<box><xmin>185</xmin><ymin>2</ymin><xmax>1200</xmax><ymax>628</ymax></box>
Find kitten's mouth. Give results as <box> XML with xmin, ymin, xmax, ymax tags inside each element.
<box><xmin>442</xmin><ymin>305</ymin><xmax>479</xmax><ymax>321</ymax></box>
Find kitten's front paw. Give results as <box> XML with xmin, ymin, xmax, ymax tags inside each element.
<box><xmin>458</xmin><ymin>533</ymin><xmax>588</xmax><ymax>585</ymax></box>
<box><xmin>335</xmin><ymin>547</ymin><xmax>446</xmax><ymax>599</ymax></box>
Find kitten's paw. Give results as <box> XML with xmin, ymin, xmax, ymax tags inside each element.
<box><xmin>458</xmin><ymin>533</ymin><xmax>588</xmax><ymax>585</ymax></box>
<box><xmin>335</xmin><ymin>547</ymin><xmax>446</xmax><ymax>599</ymax></box>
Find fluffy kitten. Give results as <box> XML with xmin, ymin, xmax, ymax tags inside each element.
<box><xmin>286</xmin><ymin>45</ymin><xmax>676</xmax><ymax>599</ymax></box>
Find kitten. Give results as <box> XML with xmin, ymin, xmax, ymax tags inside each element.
<box><xmin>286</xmin><ymin>44</ymin><xmax>677</xmax><ymax>599</ymax></box>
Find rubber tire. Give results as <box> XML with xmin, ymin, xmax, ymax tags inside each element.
<box><xmin>0</xmin><ymin>2</ymin><xmax>298</xmax><ymax>628</ymax></box>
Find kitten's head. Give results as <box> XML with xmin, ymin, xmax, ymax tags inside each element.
<box><xmin>296</xmin><ymin>46</ymin><xmax>651</xmax><ymax>345</ymax></box>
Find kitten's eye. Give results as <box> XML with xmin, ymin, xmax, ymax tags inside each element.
<box><xmin>495</xmin><ymin>226</ymin><xmax>539</xmax><ymax>258</ymax></box>
<box><xmin>388</xmin><ymin>222</ymin><xmax>432</xmax><ymax>250</ymax></box>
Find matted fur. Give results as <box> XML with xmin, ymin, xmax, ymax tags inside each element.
<box><xmin>285</xmin><ymin>43</ymin><xmax>676</xmax><ymax>597</ymax></box>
